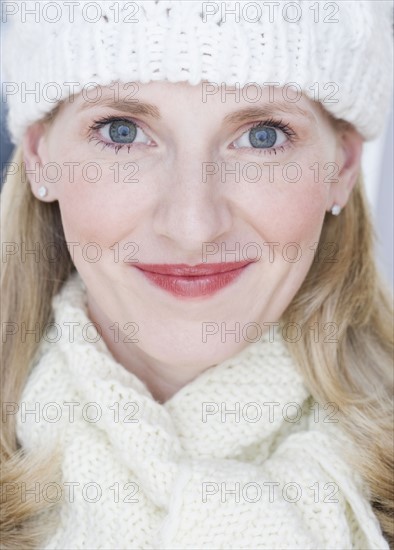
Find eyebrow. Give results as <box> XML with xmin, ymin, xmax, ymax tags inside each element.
<box><xmin>77</xmin><ymin>98</ymin><xmax>314</xmax><ymax>123</ymax></box>
<box><xmin>223</xmin><ymin>102</ymin><xmax>314</xmax><ymax>124</ymax></box>
<box><xmin>78</xmin><ymin>98</ymin><xmax>161</xmax><ymax>119</ymax></box>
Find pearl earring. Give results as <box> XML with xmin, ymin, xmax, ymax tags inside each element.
<box><xmin>38</xmin><ymin>186</ymin><xmax>48</xmax><ymax>198</ymax></box>
<box><xmin>331</xmin><ymin>204</ymin><xmax>341</xmax><ymax>216</ymax></box>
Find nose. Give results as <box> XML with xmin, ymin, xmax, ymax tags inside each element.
<box><xmin>152</xmin><ymin>153</ymin><xmax>233</xmax><ymax>253</ymax></box>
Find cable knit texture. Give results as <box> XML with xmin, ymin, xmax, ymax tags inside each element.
<box><xmin>16</xmin><ymin>269</ymin><xmax>389</xmax><ymax>549</ymax></box>
<box><xmin>2</xmin><ymin>0</ymin><xmax>393</xmax><ymax>144</ymax></box>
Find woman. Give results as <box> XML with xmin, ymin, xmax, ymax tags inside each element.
<box><xmin>1</xmin><ymin>1</ymin><xmax>393</xmax><ymax>548</ymax></box>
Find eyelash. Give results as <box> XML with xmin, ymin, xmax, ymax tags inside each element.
<box><xmin>87</xmin><ymin>115</ymin><xmax>297</xmax><ymax>156</ymax></box>
<box><xmin>236</xmin><ymin>117</ymin><xmax>297</xmax><ymax>156</ymax></box>
<box><xmin>87</xmin><ymin>115</ymin><xmax>145</xmax><ymax>154</ymax></box>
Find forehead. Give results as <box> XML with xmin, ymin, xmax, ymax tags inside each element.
<box><xmin>55</xmin><ymin>79</ymin><xmax>329</xmax><ymax>128</ymax></box>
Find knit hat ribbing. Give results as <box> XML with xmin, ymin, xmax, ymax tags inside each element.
<box><xmin>2</xmin><ymin>0</ymin><xmax>393</xmax><ymax>144</ymax></box>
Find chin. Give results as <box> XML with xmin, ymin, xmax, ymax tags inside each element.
<box><xmin>144</xmin><ymin>340</ymin><xmax>250</xmax><ymax>370</ymax></box>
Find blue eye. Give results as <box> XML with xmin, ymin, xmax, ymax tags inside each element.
<box><xmin>249</xmin><ymin>126</ymin><xmax>277</xmax><ymax>148</ymax></box>
<box><xmin>88</xmin><ymin>116</ymin><xmax>152</xmax><ymax>152</ymax></box>
<box><xmin>109</xmin><ymin>120</ymin><xmax>137</xmax><ymax>143</ymax></box>
<box><xmin>233</xmin><ymin>119</ymin><xmax>294</xmax><ymax>153</ymax></box>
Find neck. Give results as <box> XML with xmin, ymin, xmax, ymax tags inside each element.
<box><xmin>86</xmin><ymin>295</ymin><xmax>208</xmax><ymax>404</ymax></box>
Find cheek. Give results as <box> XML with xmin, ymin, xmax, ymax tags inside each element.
<box><xmin>45</xmin><ymin>129</ymin><xmax>156</xmax><ymax>245</ymax></box>
<box><xmin>245</xmin><ymin>171</ymin><xmax>328</xmax><ymax>249</ymax></box>
<box><xmin>54</xmin><ymin>162</ymin><xmax>152</xmax><ymax>246</ymax></box>
<box><xmin>270</xmin><ymin>184</ymin><xmax>325</xmax><ymax>245</ymax></box>
<box><xmin>241</xmin><ymin>135</ymin><xmax>337</xmax><ymax>244</ymax></box>
<box><xmin>239</xmin><ymin>172</ymin><xmax>329</xmax><ymax>324</ymax></box>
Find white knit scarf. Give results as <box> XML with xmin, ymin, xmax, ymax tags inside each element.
<box><xmin>16</xmin><ymin>270</ymin><xmax>388</xmax><ymax>549</ymax></box>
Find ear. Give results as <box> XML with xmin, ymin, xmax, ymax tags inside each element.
<box><xmin>326</xmin><ymin>124</ymin><xmax>364</xmax><ymax>212</ymax></box>
<box><xmin>22</xmin><ymin>122</ymin><xmax>58</xmax><ymax>202</ymax></box>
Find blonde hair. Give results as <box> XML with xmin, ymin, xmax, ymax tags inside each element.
<box><xmin>1</xmin><ymin>133</ymin><xmax>393</xmax><ymax>548</ymax></box>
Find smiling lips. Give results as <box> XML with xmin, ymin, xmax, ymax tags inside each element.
<box><xmin>132</xmin><ymin>261</ymin><xmax>253</xmax><ymax>298</ymax></box>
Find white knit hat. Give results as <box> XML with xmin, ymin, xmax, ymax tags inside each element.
<box><xmin>2</xmin><ymin>0</ymin><xmax>393</xmax><ymax>144</ymax></box>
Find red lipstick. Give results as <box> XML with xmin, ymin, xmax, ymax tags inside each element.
<box><xmin>132</xmin><ymin>261</ymin><xmax>253</xmax><ymax>298</ymax></box>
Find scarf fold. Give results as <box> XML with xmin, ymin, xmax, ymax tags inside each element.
<box><xmin>16</xmin><ymin>270</ymin><xmax>388</xmax><ymax>549</ymax></box>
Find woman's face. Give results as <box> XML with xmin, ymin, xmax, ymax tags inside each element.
<box><xmin>24</xmin><ymin>80</ymin><xmax>362</xmax><ymax>380</ymax></box>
